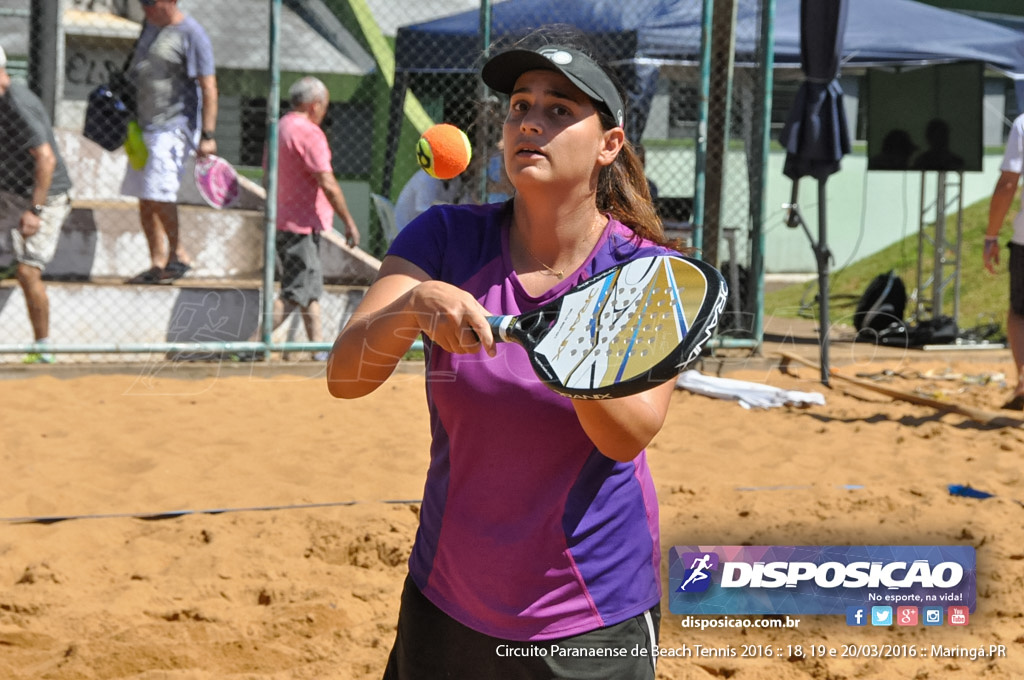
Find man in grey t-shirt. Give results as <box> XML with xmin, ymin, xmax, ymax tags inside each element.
<box><xmin>121</xmin><ymin>0</ymin><xmax>217</xmax><ymax>284</ymax></box>
<box><xmin>0</xmin><ymin>46</ymin><xmax>73</xmax><ymax>363</ymax></box>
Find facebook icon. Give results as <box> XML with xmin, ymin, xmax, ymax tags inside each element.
<box><xmin>846</xmin><ymin>606</ymin><xmax>867</xmax><ymax>626</ymax></box>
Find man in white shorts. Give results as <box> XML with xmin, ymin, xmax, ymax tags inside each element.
<box><xmin>121</xmin><ymin>0</ymin><xmax>217</xmax><ymax>284</ymax></box>
<box><xmin>0</xmin><ymin>46</ymin><xmax>73</xmax><ymax>364</ymax></box>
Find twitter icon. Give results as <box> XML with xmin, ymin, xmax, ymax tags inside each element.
<box><xmin>871</xmin><ymin>606</ymin><xmax>893</xmax><ymax>626</ymax></box>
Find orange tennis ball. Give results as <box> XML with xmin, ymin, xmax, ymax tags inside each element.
<box><xmin>416</xmin><ymin>123</ymin><xmax>472</xmax><ymax>180</ymax></box>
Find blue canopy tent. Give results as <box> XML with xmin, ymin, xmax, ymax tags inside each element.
<box><xmin>383</xmin><ymin>0</ymin><xmax>1024</xmax><ymax>344</ymax></box>
<box><xmin>387</xmin><ymin>0</ymin><xmax>1024</xmax><ymax>192</ymax></box>
<box><xmin>771</xmin><ymin>0</ymin><xmax>1024</xmax><ymax>82</ymax></box>
<box><xmin>392</xmin><ymin>0</ymin><xmax>1024</xmax><ymax>73</ymax></box>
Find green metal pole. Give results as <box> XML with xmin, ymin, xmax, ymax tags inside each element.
<box><xmin>480</xmin><ymin>0</ymin><xmax>492</xmax><ymax>55</ymax></box>
<box><xmin>750</xmin><ymin>0</ymin><xmax>775</xmax><ymax>351</ymax></box>
<box><xmin>262</xmin><ymin>0</ymin><xmax>282</xmax><ymax>359</ymax></box>
<box><xmin>699</xmin><ymin>0</ymin><xmax>762</xmax><ymax>353</ymax></box>
<box><xmin>478</xmin><ymin>0</ymin><xmax>493</xmax><ymax>203</ymax></box>
<box><xmin>0</xmin><ymin>342</ymin><xmax>267</xmax><ymax>355</ymax></box>
<box><xmin>692</xmin><ymin>0</ymin><xmax>714</xmax><ymax>257</ymax></box>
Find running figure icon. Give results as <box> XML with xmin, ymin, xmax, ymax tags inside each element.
<box><xmin>680</xmin><ymin>553</ymin><xmax>714</xmax><ymax>591</ymax></box>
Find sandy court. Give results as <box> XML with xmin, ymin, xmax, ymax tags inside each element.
<box><xmin>1</xmin><ymin>345</ymin><xmax>1023</xmax><ymax>679</ymax></box>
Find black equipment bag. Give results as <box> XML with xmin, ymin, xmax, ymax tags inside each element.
<box><xmin>83</xmin><ymin>32</ymin><xmax>139</xmax><ymax>151</ymax></box>
<box><xmin>854</xmin><ymin>271</ymin><xmax>907</xmax><ymax>337</ymax></box>
<box><xmin>907</xmin><ymin>315</ymin><xmax>958</xmax><ymax>346</ymax></box>
<box><xmin>83</xmin><ymin>79</ymin><xmax>133</xmax><ymax>151</ymax></box>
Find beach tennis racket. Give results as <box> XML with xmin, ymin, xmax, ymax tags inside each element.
<box><xmin>490</xmin><ymin>255</ymin><xmax>727</xmax><ymax>399</ymax></box>
<box><xmin>193</xmin><ymin>154</ymin><xmax>240</xmax><ymax>209</ymax></box>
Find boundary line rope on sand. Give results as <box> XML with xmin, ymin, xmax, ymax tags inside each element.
<box><xmin>0</xmin><ymin>499</ymin><xmax>423</xmax><ymax>525</ymax></box>
<box><xmin>8</xmin><ymin>484</ymin><xmax>1010</xmax><ymax>525</ymax></box>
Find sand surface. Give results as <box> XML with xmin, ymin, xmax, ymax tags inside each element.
<box><xmin>1</xmin><ymin>351</ymin><xmax>1023</xmax><ymax>679</ymax></box>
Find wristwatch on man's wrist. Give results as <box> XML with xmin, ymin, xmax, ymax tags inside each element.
<box><xmin>200</xmin><ymin>130</ymin><xmax>216</xmax><ymax>141</ymax></box>
<box><xmin>30</xmin><ymin>204</ymin><xmax>44</xmax><ymax>216</ymax></box>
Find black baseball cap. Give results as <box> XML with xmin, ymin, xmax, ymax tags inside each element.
<box><xmin>481</xmin><ymin>45</ymin><xmax>625</xmax><ymax>129</ymax></box>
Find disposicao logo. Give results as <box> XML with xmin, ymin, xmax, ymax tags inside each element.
<box><xmin>676</xmin><ymin>552</ymin><xmax>720</xmax><ymax>593</ymax></box>
<box><xmin>669</xmin><ymin>546</ymin><xmax>975</xmax><ymax>616</ymax></box>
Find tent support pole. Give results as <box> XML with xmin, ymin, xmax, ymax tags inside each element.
<box><xmin>816</xmin><ymin>178</ymin><xmax>831</xmax><ymax>387</ymax></box>
<box><xmin>784</xmin><ymin>179</ymin><xmax>832</xmax><ymax>386</ymax></box>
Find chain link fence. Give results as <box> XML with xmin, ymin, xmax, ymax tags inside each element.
<box><xmin>0</xmin><ymin>0</ymin><xmax>771</xmax><ymax>364</ymax></box>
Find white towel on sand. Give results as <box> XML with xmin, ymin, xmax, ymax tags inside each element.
<box><xmin>676</xmin><ymin>370</ymin><xmax>826</xmax><ymax>410</ymax></box>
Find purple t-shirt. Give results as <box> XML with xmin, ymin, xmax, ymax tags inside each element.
<box><xmin>388</xmin><ymin>202</ymin><xmax>676</xmax><ymax>641</ymax></box>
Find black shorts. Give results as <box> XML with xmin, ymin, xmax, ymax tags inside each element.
<box><xmin>1010</xmin><ymin>242</ymin><xmax>1024</xmax><ymax>317</ymax></box>
<box><xmin>275</xmin><ymin>231</ymin><xmax>323</xmax><ymax>308</ymax></box>
<box><xmin>382</xmin><ymin>575</ymin><xmax>661</xmax><ymax>680</ymax></box>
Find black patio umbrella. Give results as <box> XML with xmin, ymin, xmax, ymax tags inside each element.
<box><xmin>779</xmin><ymin>0</ymin><xmax>850</xmax><ymax>386</ymax></box>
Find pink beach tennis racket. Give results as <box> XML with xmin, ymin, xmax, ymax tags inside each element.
<box><xmin>194</xmin><ymin>154</ymin><xmax>240</xmax><ymax>209</ymax></box>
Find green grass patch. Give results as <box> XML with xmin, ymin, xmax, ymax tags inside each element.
<box><xmin>764</xmin><ymin>191</ymin><xmax>1012</xmax><ymax>337</ymax></box>
<box><xmin>236</xmin><ymin>166</ymin><xmax>263</xmax><ymax>182</ymax></box>
<box><xmin>403</xmin><ymin>348</ymin><xmax>425</xmax><ymax>362</ymax></box>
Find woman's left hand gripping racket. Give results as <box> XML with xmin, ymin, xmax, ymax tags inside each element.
<box><xmin>489</xmin><ymin>255</ymin><xmax>727</xmax><ymax>399</ymax></box>
<box><xmin>194</xmin><ymin>154</ymin><xmax>240</xmax><ymax>209</ymax></box>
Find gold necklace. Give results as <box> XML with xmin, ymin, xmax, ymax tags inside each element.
<box><xmin>519</xmin><ymin>215</ymin><xmax>604</xmax><ymax>279</ymax></box>
<box><xmin>522</xmin><ymin>240</ymin><xmax>567</xmax><ymax>278</ymax></box>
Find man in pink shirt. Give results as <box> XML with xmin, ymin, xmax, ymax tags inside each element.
<box><xmin>259</xmin><ymin>76</ymin><xmax>360</xmax><ymax>360</ymax></box>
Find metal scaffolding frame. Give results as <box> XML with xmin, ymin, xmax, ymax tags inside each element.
<box><xmin>914</xmin><ymin>171</ymin><xmax>965</xmax><ymax>324</ymax></box>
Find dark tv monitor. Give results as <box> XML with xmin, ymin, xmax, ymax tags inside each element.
<box><xmin>866</xmin><ymin>62</ymin><xmax>983</xmax><ymax>172</ymax></box>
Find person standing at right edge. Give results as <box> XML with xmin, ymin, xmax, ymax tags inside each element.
<box><xmin>122</xmin><ymin>0</ymin><xmax>217</xmax><ymax>284</ymax></box>
<box><xmin>328</xmin><ymin>25</ymin><xmax>671</xmax><ymax>680</ymax></box>
<box><xmin>986</xmin><ymin>111</ymin><xmax>1024</xmax><ymax>411</ymax></box>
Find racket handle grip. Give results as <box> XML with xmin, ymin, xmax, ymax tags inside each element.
<box><xmin>486</xmin><ymin>315</ymin><xmax>515</xmax><ymax>343</ymax></box>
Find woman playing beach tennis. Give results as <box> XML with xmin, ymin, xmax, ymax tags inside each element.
<box><xmin>327</xmin><ymin>26</ymin><xmax>677</xmax><ymax>679</ymax></box>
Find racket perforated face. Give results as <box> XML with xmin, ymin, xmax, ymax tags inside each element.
<box><xmin>194</xmin><ymin>155</ymin><xmax>240</xmax><ymax>209</ymax></box>
<box><xmin>524</xmin><ymin>256</ymin><xmax>726</xmax><ymax>398</ymax></box>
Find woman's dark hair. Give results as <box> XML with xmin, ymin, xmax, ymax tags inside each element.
<box><xmin>494</xmin><ymin>25</ymin><xmax>666</xmax><ymax>246</ymax></box>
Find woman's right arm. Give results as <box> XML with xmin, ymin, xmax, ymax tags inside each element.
<box><xmin>326</xmin><ymin>255</ymin><xmax>495</xmax><ymax>399</ymax></box>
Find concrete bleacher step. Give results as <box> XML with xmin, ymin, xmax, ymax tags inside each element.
<box><xmin>0</xmin><ymin>277</ymin><xmax>369</xmax><ymax>363</ymax></box>
<box><xmin>53</xmin><ymin>200</ymin><xmax>266</xmax><ymax>281</ymax></box>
